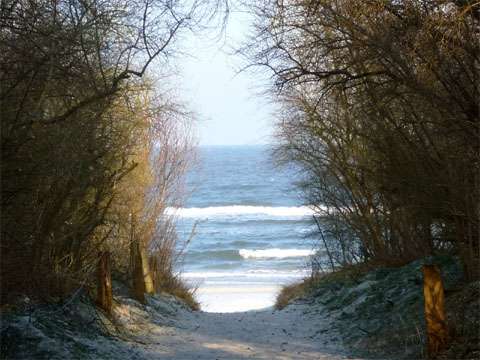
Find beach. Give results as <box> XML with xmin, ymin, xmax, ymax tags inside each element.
<box><xmin>193</xmin><ymin>283</ymin><xmax>280</xmax><ymax>312</ymax></box>
<box><xmin>174</xmin><ymin>146</ymin><xmax>317</xmax><ymax>314</ymax></box>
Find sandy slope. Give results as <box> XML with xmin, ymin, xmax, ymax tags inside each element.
<box><xmin>128</xmin><ymin>298</ymin><xmax>355</xmax><ymax>360</ymax></box>
<box><xmin>3</xmin><ymin>292</ymin><xmax>358</xmax><ymax>359</ymax></box>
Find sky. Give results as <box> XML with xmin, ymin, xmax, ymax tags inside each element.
<box><xmin>176</xmin><ymin>8</ymin><xmax>275</xmax><ymax>146</ymax></box>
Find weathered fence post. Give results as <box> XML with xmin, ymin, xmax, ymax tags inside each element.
<box><xmin>150</xmin><ymin>256</ymin><xmax>159</xmax><ymax>292</ymax></box>
<box><xmin>129</xmin><ymin>214</ymin><xmax>154</xmax><ymax>303</ymax></box>
<box><xmin>422</xmin><ymin>264</ymin><xmax>448</xmax><ymax>357</ymax></box>
<box><xmin>132</xmin><ymin>240</ymin><xmax>155</xmax><ymax>303</ymax></box>
<box><xmin>96</xmin><ymin>251</ymin><xmax>113</xmax><ymax>314</ymax></box>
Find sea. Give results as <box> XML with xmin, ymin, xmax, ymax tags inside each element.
<box><xmin>171</xmin><ymin>145</ymin><xmax>316</xmax><ymax>312</ymax></box>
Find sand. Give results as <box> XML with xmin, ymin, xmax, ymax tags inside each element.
<box><xmin>4</xmin><ymin>285</ymin><xmax>358</xmax><ymax>359</ymax></box>
<box><xmin>194</xmin><ymin>283</ymin><xmax>281</xmax><ymax>312</ymax></box>
<box><xmin>131</xmin><ymin>297</ymin><xmax>355</xmax><ymax>359</ymax></box>
<box><xmin>4</xmin><ymin>293</ymin><xmax>360</xmax><ymax>360</ymax></box>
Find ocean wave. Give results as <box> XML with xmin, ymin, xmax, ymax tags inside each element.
<box><xmin>186</xmin><ymin>249</ymin><xmax>243</xmax><ymax>261</ymax></box>
<box><xmin>186</xmin><ymin>247</ymin><xmax>315</xmax><ymax>261</ymax></box>
<box><xmin>239</xmin><ymin>248</ymin><xmax>316</xmax><ymax>259</ymax></box>
<box><xmin>201</xmin><ymin>219</ymin><xmax>314</xmax><ymax>227</ymax></box>
<box><xmin>166</xmin><ymin>205</ymin><xmax>315</xmax><ymax>219</ymax></box>
<box><xmin>182</xmin><ymin>269</ymin><xmax>309</xmax><ymax>279</ymax></box>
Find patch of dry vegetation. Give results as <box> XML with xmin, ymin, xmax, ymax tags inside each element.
<box><xmin>152</xmin><ymin>271</ymin><xmax>199</xmax><ymax>311</ymax></box>
<box><xmin>275</xmin><ymin>280</ymin><xmax>311</xmax><ymax>310</ymax></box>
<box><xmin>276</xmin><ymin>265</ymin><xmax>371</xmax><ymax>310</ymax></box>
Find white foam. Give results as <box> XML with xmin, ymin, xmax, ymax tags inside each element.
<box><xmin>239</xmin><ymin>248</ymin><xmax>316</xmax><ymax>259</ymax></box>
<box><xmin>183</xmin><ymin>269</ymin><xmax>308</xmax><ymax>279</ymax></box>
<box><xmin>165</xmin><ymin>205</ymin><xmax>315</xmax><ymax>219</ymax></box>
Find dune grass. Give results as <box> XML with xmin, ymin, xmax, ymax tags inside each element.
<box><xmin>153</xmin><ymin>272</ymin><xmax>200</xmax><ymax>311</ymax></box>
<box><xmin>275</xmin><ymin>264</ymin><xmax>372</xmax><ymax>310</ymax></box>
<box><xmin>275</xmin><ymin>281</ymin><xmax>308</xmax><ymax>310</ymax></box>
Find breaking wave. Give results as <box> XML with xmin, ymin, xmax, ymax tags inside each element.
<box><xmin>166</xmin><ymin>205</ymin><xmax>315</xmax><ymax>219</ymax></box>
<box><xmin>239</xmin><ymin>248</ymin><xmax>316</xmax><ymax>259</ymax></box>
<box><xmin>183</xmin><ymin>269</ymin><xmax>309</xmax><ymax>279</ymax></box>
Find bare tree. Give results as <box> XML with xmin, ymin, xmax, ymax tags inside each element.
<box><xmin>245</xmin><ymin>0</ymin><xmax>479</xmax><ymax>278</ymax></box>
<box><xmin>0</xmin><ymin>0</ymin><xmax>226</xmax><ymax>302</ymax></box>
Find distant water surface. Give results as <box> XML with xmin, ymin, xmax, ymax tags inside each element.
<box><xmin>172</xmin><ymin>145</ymin><xmax>315</xmax><ymax>311</ymax></box>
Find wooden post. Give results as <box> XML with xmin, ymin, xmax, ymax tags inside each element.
<box><xmin>129</xmin><ymin>214</ymin><xmax>136</xmax><ymax>287</ymax></box>
<box><xmin>139</xmin><ymin>243</ymin><xmax>154</xmax><ymax>292</ymax></box>
<box><xmin>132</xmin><ymin>242</ymin><xmax>146</xmax><ymax>303</ymax></box>
<box><xmin>422</xmin><ymin>264</ymin><xmax>448</xmax><ymax>357</ymax></box>
<box><xmin>131</xmin><ymin>241</ymin><xmax>155</xmax><ymax>302</ymax></box>
<box><xmin>129</xmin><ymin>213</ymin><xmax>154</xmax><ymax>303</ymax></box>
<box><xmin>96</xmin><ymin>251</ymin><xmax>113</xmax><ymax>314</ymax></box>
<box><xmin>150</xmin><ymin>256</ymin><xmax>158</xmax><ymax>292</ymax></box>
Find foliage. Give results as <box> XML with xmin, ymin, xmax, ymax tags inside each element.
<box><xmin>0</xmin><ymin>0</ymin><xmax>223</xmax><ymax>305</ymax></box>
<box><xmin>247</xmin><ymin>0</ymin><xmax>480</xmax><ymax>279</ymax></box>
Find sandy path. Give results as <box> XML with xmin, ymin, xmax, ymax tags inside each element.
<box><xmin>133</xmin><ymin>300</ymin><xmax>355</xmax><ymax>360</ymax></box>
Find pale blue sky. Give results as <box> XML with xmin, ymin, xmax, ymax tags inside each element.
<box><xmin>177</xmin><ymin>9</ymin><xmax>275</xmax><ymax>146</ymax></box>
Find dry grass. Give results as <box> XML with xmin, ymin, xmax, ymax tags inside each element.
<box><xmin>275</xmin><ymin>264</ymin><xmax>373</xmax><ymax>310</ymax></box>
<box><xmin>149</xmin><ymin>217</ymin><xmax>200</xmax><ymax>311</ymax></box>
<box><xmin>275</xmin><ymin>276</ymin><xmax>322</xmax><ymax>310</ymax></box>
<box><xmin>152</xmin><ymin>271</ymin><xmax>200</xmax><ymax>311</ymax></box>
